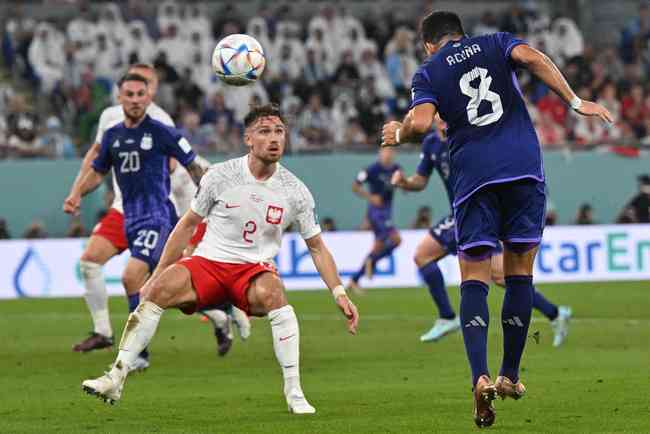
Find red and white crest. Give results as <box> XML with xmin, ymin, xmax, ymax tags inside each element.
<box><xmin>266</xmin><ymin>205</ymin><xmax>283</xmax><ymax>224</ymax></box>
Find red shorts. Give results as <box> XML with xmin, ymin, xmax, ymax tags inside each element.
<box><xmin>189</xmin><ymin>221</ymin><xmax>207</xmax><ymax>246</ymax></box>
<box><xmin>176</xmin><ymin>256</ymin><xmax>277</xmax><ymax>315</ymax></box>
<box><xmin>92</xmin><ymin>208</ymin><xmax>128</xmax><ymax>252</ymax></box>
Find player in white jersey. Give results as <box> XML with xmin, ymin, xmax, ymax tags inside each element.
<box><xmin>82</xmin><ymin>104</ymin><xmax>359</xmax><ymax>414</ymax></box>
<box><xmin>64</xmin><ymin>64</ymin><xmax>175</xmax><ymax>358</ymax></box>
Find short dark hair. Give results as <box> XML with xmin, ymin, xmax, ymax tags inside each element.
<box><xmin>118</xmin><ymin>73</ymin><xmax>148</xmax><ymax>88</ymax></box>
<box><xmin>420</xmin><ymin>11</ymin><xmax>465</xmax><ymax>45</ymax></box>
<box><xmin>244</xmin><ymin>103</ymin><xmax>286</xmax><ymax>128</ymax></box>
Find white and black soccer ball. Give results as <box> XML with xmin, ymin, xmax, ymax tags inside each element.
<box><xmin>211</xmin><ymin>34</ymin><xmax>266</xmax><ymax>86</ymax></box>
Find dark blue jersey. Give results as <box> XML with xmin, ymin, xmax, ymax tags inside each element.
<box><xmin>356</xmin><ymin>161</ymin><xmax>401</xmax><ymax>210</ymax></box>
<box><xmin>93</xmin><ymin>114</ymin><xmax>197</xmax><ymax>225</ymax></box>
<box><xmin>416</xmin><ymin>130</ymin><xmax>454</xmax><ymax>209</ymax></box>
<box><xmin>411</xmin><ymin>32</ymin><xmax>543</xmax><ymax>208</ymax></box>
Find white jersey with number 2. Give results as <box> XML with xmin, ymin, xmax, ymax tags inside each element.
<box><xmin>191</xmin><ymin>155</ymin><xmax>321</xmax><ymax>264</ymax></box>
<box><xmin>94</xmin><ymin>103</ymin><xmax>174</xmax><ymax>213</ymax></box>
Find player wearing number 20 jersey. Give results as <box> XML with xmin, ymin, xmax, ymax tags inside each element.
<box><xmin>93</xmin><ymin>114</ymin><xmax>197</xmax><ymax>269</ymax></box>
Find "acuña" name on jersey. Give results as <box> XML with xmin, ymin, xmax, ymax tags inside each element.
<box><xmin>446</xmin><ymin>44</ymin><xmax>482</xmax><ymax>66</ymax></box>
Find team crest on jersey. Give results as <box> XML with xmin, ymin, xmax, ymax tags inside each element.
<box><xmin>266</xmin><ymin>205</ymin><xmax>283</xmax><ymax>225</ymax></box>
<box><xmin>112</xmin><ymin>140</ymin><xmax>120</xmax><ymax>148</ymax></box>
<box><xmin>140</xmin><ymin>133</ymin><xmax>153</xmax><ymax>150</ymax></box>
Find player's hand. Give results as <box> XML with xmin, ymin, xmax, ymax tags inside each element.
<box><xmin>63</xmin><ymin>193</ymin><xmax>81</xmax><ymax>216</ymax></box>
<box><xmin>369</xmin><ymin>194</ymin><xmax>383</xmax><ymax>207</ymax></box>
<box><xmin>335</xmin><ymin>294</ymin><xmax>359</xmax><ymax>335</ymax></box>
<box><xmin>391</xmin><ymin>170</ymin><xmax>406</xmax><ymax>188</ymax></box>
<box><xmin>575</xmin><ymin>100</ymin><xmax>614</xmax><ymax>124</ymax></box>
<box><xmin>381</xmin><ymin>121</ymin><xmax>402</xmax><ymax>147</ymax></box>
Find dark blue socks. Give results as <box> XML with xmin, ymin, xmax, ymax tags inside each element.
<box><xmin>351</xmin><ymin>240</ymin><xmax>398</xmax><ymax>283</ymax></box>
<box><xmin>533</xmin><ymin>289</ymin><xmax>559</xmax><ymax>320</ymax></box>
<box><xmin>460</xmin><ymin>280</ymin><xmax>490</xmax><ymax>386</ymax></box>
<box><xmin>419</xmin><ymin>261</ymin><xmax>455</xmax><ymax>319</ymax></box>
<box><xmin>500</xmin><ymin>275</ymin><xmax>534</xmax><ymax>383</ymax></box>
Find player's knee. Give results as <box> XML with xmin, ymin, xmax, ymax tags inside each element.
<box><xmin>79</xmin><ymin>260</ymin><xmax>102</xmax><ymax>280</ymax></box>
<box><xmin>80</xmin><ymin>250</ymin><xmax>103</xmax><ymax>264</ymax></box>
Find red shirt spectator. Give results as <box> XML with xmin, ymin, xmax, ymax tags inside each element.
<box><xmin>537</xmin><ymin>91</ymin><xmax>568</xmax><ymax>125</ymax></box>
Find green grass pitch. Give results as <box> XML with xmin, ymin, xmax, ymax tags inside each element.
<box><xmin>0</xmin><ymin>281</ymin><xmax>649</xmax><ymax>433</ymax></box>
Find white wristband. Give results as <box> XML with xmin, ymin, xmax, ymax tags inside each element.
<box><xmin>332</xmin><ymin>285</ymin><xmax>346</xmax><ymax>299</ymax></box>
<box><xmin>395</xmin><ymin>128</ymin><xmax>401</xmax><ymax>144</ymax></box>
<box><xmin>570</xmin><ymin>96</ymin><xmax>582</xmax><ymax>111</ymax></box>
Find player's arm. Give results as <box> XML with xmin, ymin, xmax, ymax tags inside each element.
<box><xmin>164</xmin><ymin>128</ymin><xmax>206</xmax><ymax>186</ymax></box>
<box><xmin>150</xmin><ymin>210</ymin><xmax>203</xmax><ymax>281</ymax></box>
<box><xmin>63</xmin><ymin>135</ymin><xmax>112</xmax><ymax>215</ymax></box>
<box><xmin>391</xmin><ymin>171</ymin><xmax>430</xmax><ymax>191</ymax></box>
<box><xmin>510</xmin><ymin>44</ymin><xmax>613</xmax><ymax>123</ymax></box>
<box><xmin>185</xmin><ymin>159</ymin><xmax>206</xmax><ymax>186</ymax></box>
<box><xmin>69</xmin><ymin>142</ymin><xmax>101</xmax><ymax>192</ymax></box>
<box><xmin>304</xmin><ymin>234</ymin><xmax>359</xmax><ymax>335</ymax></box>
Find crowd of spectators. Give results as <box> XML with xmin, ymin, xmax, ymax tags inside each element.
<box><xmin>1</xmin><ymin>1</ymin><xmax>649</xmax><ymax>159</ymax></box>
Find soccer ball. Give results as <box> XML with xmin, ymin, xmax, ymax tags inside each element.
<box><xmin>211</xmin><ymin>34</ymin><xmax>266</xmax><ymax>86</ymax></box>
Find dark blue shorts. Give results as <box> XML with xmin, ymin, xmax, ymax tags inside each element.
<box><xmin>368</xmin><ymin>207</ymin><xmax>396</xmax><ymax>241</ymax></box>
<box><xmin>429</xmin><ymin>214</ymin><xmax>503</xmax><ymax>256</ymax></box>
<box><xmin>126</xmin><ymin>216</ymin><xmax>177</xmax><ymax>271</ymax></box>
<box><xmin>429</xmin><ymin>215</ymin><xmax>457</xmax><ymax>254</ymax></box>
<box><xmin>454</xmin><ymin>179</ymin><xmax>546</xmax><ymax>254</ymax></box>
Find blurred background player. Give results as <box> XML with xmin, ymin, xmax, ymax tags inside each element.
<box><xmin>64</xmin><ymin>63</ymin><xmax>175</xmax><ymax>355</ymax></box>
<box><xmin>81</xmin><ymin>104</ymin><xmax>359</xmax><ymax>413</ymax></box>
<box><xmin>392</xmin><ymin>117</ymin><xmax>571</xmax><ymax>346</ymax></box>
<box><xmin>382</xmin><ymin>11</ymin><xmax>611</xmax><ymax>427</ymax></box>
<box><xmin>64</xmin><ymin>73</ymin><xmax>205</xmax><ymax>370</ymax></box>
<box><xmin>348</xmin><ymin>147</ymin><xmax>401</xmax><ymax>294</ymax></box>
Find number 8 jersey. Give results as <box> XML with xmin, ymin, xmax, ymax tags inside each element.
<box><xmin>190</xmin><ymin>156</ymin><xmax>322</xmax><ymax>264</ymax></box>
<box><xmin>411</xmin><ymin>32</ymin><xmax>543</xmax><ymax>209</ymax></box>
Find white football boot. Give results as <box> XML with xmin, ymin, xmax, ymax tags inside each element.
<box><xmin>82</xmin><ymin>371</ymin><xmax>125</xmax><ymax>405</ymax></box>
<box><xmin>230</xmin><ymin>307</ymin><xmax>251</xmax><ymax>341</ymax></box>
<box><xmin>286</xmin><ymin>388</ymin><xmax>316</xmax><ymax>414</ymax></box>
<box><xmin>420</xmin><ymin>317</ymin><xmax>461</xmax><ymax>342</ymax></box>
<box><xmin>551</xmin><ymin>306</ymin><xmax>572</xmax><ymax>347</ymax></box>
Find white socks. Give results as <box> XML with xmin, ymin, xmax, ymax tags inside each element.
<box><xmin>111</xmin><ymin>301</ymin><xmax>164</xmax><ymax>379</ymax></box>
<box><xmin>79</xmin><ymin>260</ymin><xmax>112</xmax><ymax>337</ymax></box>
<box><xmin>201</xmin><ymin>308</ymin><xmax>229</xmax><ymax>330</ymax></box>
<box><xmin>268</xmin><ymin>305</ymin><xmax>301</xmax><ymax>395</ymax></box>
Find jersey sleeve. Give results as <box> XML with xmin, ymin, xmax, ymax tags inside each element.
<box><xmin>356</xmin><ymin>169</ymin><xmax>369</xmax><ymax>183</ymax></box>
<box><xmin>494</xmin><ymin>32</ymin><xmax>528</xmax><ymax>61</ymax></box>
<box><xmin>94</xmin><ymin>109</ymin><xmax>110</xmax><ymax>144</ymax></box>
<box><xmin>92</xmin><ymin>129</ymin><xmax>113</xmax><ymax>174</ymax></box>
<box><xmin>190</xmin><ymin>167</ymin><xmax>220</xmax><ymax>218</ymax></box>
<box><xmin>294</xmin><ymin>183</ymin><xmax>321</xmax><ymax>240</ymax></box>
<box><xmin>416</xmin><ymin>143</ymin><xmax>434</xmax><ymax>178</ymax></box>
<box><xmin>161</xmin><ymin>126</ymin><xmax>197</xmax><ymax>167</ymax></box>
<box><xmin>410</xmin><ymin>67</ymin><xmax>438</xmax><ymax>110</ymax></box>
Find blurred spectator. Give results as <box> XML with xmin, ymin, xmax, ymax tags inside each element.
<box><xmin>321</xmin><ymin>217</ymin><xmax>337</xmax><ymax>232</ymax></box>
<box><xmin>0</xmin><ymin>218</ymin><xmax>10</xmax><ymax>239</ymax></box>
<box><xmin>28</xmin><ymin>22</ymin><xmax>65</xmax><ymax>93</ymax></box>
<box><xmin>297</xmin><ymin>93</ymin><xmax>331</xmax><ymax>151</ymax></box>
<box><xmin>23</xmin><ymin>220</ymin><xmax>48</xmax><ymax>239</ymax></box>
<box><xmin>617</xmin><ymin>174</ymin><xmax>650</xmax><ymax>223</ymax></box>
<box><xmin>340</xmin><ymin>118</ymin><xmax>369</xmax><ymax>150</ymax></box>
<box><xmin>201</xmin><ymin>92</ymin><xmax>235</xmax><ymax>127</ymax></box>
<box><xmin>574</xmin><ymin>203</ymin><xmax>596</xmax><ymax>225</ymax></box>
<box><xmin>550</xmin><ymin>18</ymin><xmax>584</xmax><ymax>67</ymax></box>
<box><xmin>37</xmin><ymin>116</ymin><xmax>76</xmax><ymax>158</ymax></box>
<box><xmin>385</xmin><ymin>28</ymin><xmax>417</xmax><ymax>91</ymax></box>
<box><xmin>357</xmin><ymin>47</ymin><xmax>394</xmax><ymax>100</ymax></box>
<box><xmin>620</xmin><ymin>2</ymin><xmax>650</xmax><ymax>64</ymax></box>
<box><xmin>411</xmin><ymin>206</ymin><xmax>432</xmax><ymax>229</ymax></box>
<box><xmin>179</xmin><ymin>111</ymin><xmax>212</xmax><ymax>155</ymax></box>
<box><xmin>66</xmin><ymin>216</ymin><xmax>87</xmax><ymax>238</ymax></box>
<box><xmin>473</xmin><ymin>12</ymin><xmax>499</xmax><ymax>36</ymax></box>
<box><xmin>535</xmin><ymin>111</ymin><xmax>566</xmax><ymax>148</ymax></box>
<box><xmin>500</xmin><ymin>5</ymin><xmax>528</xmax><ymax>35</ymax></box>
<box><xmin>4</xmin><ymin>95</ymin><xmax>45</xmax><ymax>158</ymax></box>
<box><xmin>124</xmin><ymin>21</ymin><xmax>156</xmax><ymax>65</ymax></box>
<box><xmin>621</xmin><ymin>84</ymin><xmax>647</xmax><ymax>137</ymax></box>
<box><xmin>537</xmin><ymin>90</ymin><xmax>567</xmax><ymax>126</ymax></box>
<box><xmin>174</xmin><ymin>68</ymin><xmax>205</xmax><ymax>114</ymax></box>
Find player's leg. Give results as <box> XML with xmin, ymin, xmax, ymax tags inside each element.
<box><xmin>490</xmin><ymin>249</ymin><xmax>571</xmax><ymax>347</ymax></box>
<box><xmin>228</xmin><ymin>304</ymin><xmax>252</xmax><ymax>340</ymax></box>
<box><xmin>82</xmin><ymin>263</ymin><xmax>197</xmax><ymax>404</ymax></box>
<box><xmin>495</xmin><ymin>179</ymin><xmax>547</xmax><ymax>400</ymax></box>
<box><xmin>349</xmin><ymin>238</ymin><xmax>384</xmax><ymax>291</ymax></box>
<box><xmin>455</xmin><ymin>187</ymin><xmax>502</xmax><ymax>427</ymax></box>
<box><xmin>415</xmin><ymin>224</ymin><xmax>459</xmax><ymax>342</ymax></box>
<box><xmin>246</xmin><ymin>271</ymin><xmax>315</xmax><ymax>414</ymax></box>
<box><xmin>73</xmin><ymin>235</ymin><xmax>120</xmax><ymax>351</ymax></box>
<box><xmin>200</xmin><ymin>304</ymin><xmax>233</xmax><ymax>356</ymax></box>
<box><xmin>120</xmin><ymin>256</ymin><xmax>153</xmax><ymax>369</ymax></box>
